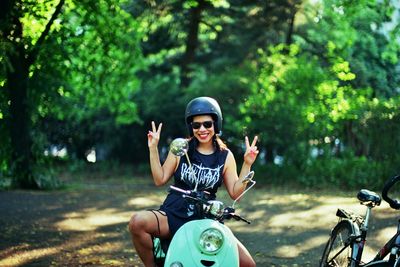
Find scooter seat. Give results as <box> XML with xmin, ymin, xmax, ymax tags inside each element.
<box><xmin>357</xmin><ymin>189</ymin><xmax>381</xmax><ymax>207</ymax></box>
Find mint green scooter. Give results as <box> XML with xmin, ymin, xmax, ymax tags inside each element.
<box><xmin>154</xmin><ymin>138</ymin><xmax>256</xmax><ymax>267</ymax></box>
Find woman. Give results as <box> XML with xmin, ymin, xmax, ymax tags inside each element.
<box><xmin>129</xmin><ymin>96</ymin><xmax>259</xmax><ymax>267</ymax></box>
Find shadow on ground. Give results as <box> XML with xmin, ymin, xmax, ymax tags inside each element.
<box><xmin>0</xmin><ymin>176</ymin><xmax>397</xmax><ymax>266</ymax></box>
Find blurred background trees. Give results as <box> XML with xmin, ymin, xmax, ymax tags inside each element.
<box><xmin>1</xmin><ymin>0</ymin><xmax>399</xmax><ymax>189</ymax></box>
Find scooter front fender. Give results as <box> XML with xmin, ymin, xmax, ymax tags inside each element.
<box><xmin>164</xmin><ymin>219</ymin><xmax>239</xmax><ymax>267</ymax></box>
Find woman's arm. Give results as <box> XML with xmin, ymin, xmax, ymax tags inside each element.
<box><xmin>223</xmin><ymin>136</ymin><xmax>259</xmax><ymax>199</ymax></box>
<box><xmin>148</xmin><ymin>121</ymin><xmax>178</xmax><ymax>186</ymax></box>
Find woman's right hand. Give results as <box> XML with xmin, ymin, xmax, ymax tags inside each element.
<box><xmin>147</xmin><ymin>121</ymin><xmax>162</xmax><ymax>149</ymax></box>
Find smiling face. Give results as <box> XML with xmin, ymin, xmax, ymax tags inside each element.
<box><xmin>191</xmin><ymin>115</ymin><xmax>215</xmax><ymax>144</ymax></box>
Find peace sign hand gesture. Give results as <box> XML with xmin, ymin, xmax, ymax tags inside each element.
<box><xmin>244</xmin><ymin>136</ymin><xmax>259</xmax><ymax>166</ymax></box>
<box><xmin>147</xmin><ymin>121</ymin><xmax>163</xmax><ymax>149</ymax></box>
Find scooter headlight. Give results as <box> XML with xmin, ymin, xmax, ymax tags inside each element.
<box><xmin>199</xmin><ymin>228</ymin><xmax>224</xmax><ymax>254</ymax></box>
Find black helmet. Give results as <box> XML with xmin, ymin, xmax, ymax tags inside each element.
<box><xmin>185</xmin><ymin>96</ymin><xmax>223</xmax><ymax>136</ymax></box>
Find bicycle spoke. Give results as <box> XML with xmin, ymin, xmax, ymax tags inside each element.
<box><xmin>329</xmin><ymin>230</ymin><xmax>352</xmax><ymax>266</ymax></box>
<box><xmin>321</xmin><ymin>220</ymin><xmax>355</xmax><ymax>267</ymax></box>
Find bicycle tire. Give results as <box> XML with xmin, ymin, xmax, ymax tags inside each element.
<box><xmin>320</xmin><ymin>220</ymin><xmax>356</xmax><ymax>267</ymax></box>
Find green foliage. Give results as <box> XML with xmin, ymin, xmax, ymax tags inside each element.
<box><xmin>241</xmin><ymin>39</ymin><xmax>400</xmax><ymax>189</ymax></box>
<box><xmin>186</xmin><ymin>63</ymin><xmax>255</xmax><ymax>144</ymax></box>
<box><xmin>34</xmin><ymin>0</ymin><xmax>143</xmax><ymax>125</ymax></box>
<box><xmin>33</xmin><ymin>0</ymin><xmax>144</xmax><ymax>161</ymax></box>
<box><xmin>343</xmin><ymin>96</ymin><xmax>400</xmax><ymax>160</ymax></box>
<box><xmin>242</xmin><ymin>45</ymin><xmax>328</xmax><ymax>158</ymax></box>
<box><xmin>1</xmin><ymin>0</ymin><xmax>399</xmax><ymax>190</ymax></box>
<box><xmin>302</xmin><ymin>154</ymin><xmax>398</xmax><ymax>190</ymax></box>
<box><xmin>255</xmin><ymin>153</ymin><xmax>399</xmax><ymax>191</ymax></box>
<box><xmin>299</xmin><ymin>0</ymin><xmax>400</xmax><ymax>97</ymax></box>
<box><xmin>0</xmin><ymin>113</ymin><xmax>10</xmax><ymax>182</ymax></box>
<box><xmin>0</xmin><ymin>0</ymin><xmax>144</xmax><ymax>188</ymax></box>
<box><xmin>134</xmin><ymin>69</ymin><xmax>187</xmax><ymax>143</ymax></box>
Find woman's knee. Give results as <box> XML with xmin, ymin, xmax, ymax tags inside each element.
<box><xmin>247</xmin><ymin>258</ymin><xmax>256</xmax><ymax>267</ymax></box>
<box><xmin>128</xmin><ymin>212</ymin><xmax>146</xmax><ymax>234</ymax></box>
<box><xmin>240</xmin><ymin>257</ymin><xmax>256</xmax><ymax>267</ymax></box>
<box><xmin>238</xmin><ymin>240</ymin><xmax>256</xmax><ymax>267</ymax></box>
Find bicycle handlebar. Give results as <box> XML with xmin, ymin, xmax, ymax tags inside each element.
<box><xmin>382</xmin><ymin>174</ymin><xmax>400</xmax><ymax>210</ymax></box>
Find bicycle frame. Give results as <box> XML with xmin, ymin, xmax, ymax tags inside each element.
<box><xmin>352</xmin><ymin>205</ymin><xmax>371</xmax><ymax>266</ymax></box>
<box><xmin>368</xmin><ymin>219</ymin><xmax>400</xmax><ymax>264</ymax></box>
<box><xmin>321</xmin><ymin>175</ymin><xmax>400</xmax><ymax>267</ymax></box>
<box><xmin>334</xmin><ymin>210</ymin><xmax>400</xmax><ymax>266</ymax></box>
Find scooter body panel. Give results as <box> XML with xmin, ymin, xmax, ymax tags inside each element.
<box><xmin>164</xmin><ymin>219</ymin><xmax>239</xmax><ymax>267</ymax></box>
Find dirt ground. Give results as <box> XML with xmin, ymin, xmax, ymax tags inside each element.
<box><xmin>0</xmin><ymin>175</ymin><xmax>398</xmax><ymax>267</ymax></box>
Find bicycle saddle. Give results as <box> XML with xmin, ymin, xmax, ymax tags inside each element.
<box><xmin>357</xmin><ymin>189</ymin><xmax>381</xmax><ymax>207</ymax></box>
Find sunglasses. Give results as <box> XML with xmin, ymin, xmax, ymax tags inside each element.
<box><xmin>191</xmin><ymin>121</ymin><xmax>214</xmax><ymax>130</ymax></box>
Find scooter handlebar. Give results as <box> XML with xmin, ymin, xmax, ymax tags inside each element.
<box><xmin>170</xmin><ymin>186</ymin><xmax>251</xmax><ymax>223</ymax></box>
<box><xmin>232</xmin><ymin>214</ymin><xmax>251</xmax><ymax>224</ymax></box>
<box><xmin>169</xmin><ymin>185</ymin><xmax>211</xmax><ymax>204</ymax></box>
<box><xmin>223</xmin><ymin>207</ymin><xmax>251</xmax><ymax>224</ymax></box>
<box><xmin>170</xmin><ymin>185</ymin><xmax>191</xmax><ymax>195</ymax></box>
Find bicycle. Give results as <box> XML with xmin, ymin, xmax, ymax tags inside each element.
<box><xmin>319</xmin><ymin>174</ymin><xmax>400</xmax><ymax>267</ymax></box>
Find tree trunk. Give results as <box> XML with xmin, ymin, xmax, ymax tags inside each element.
<box><xmin>345</xmin><ymin>121</ymin><xmax>368</xmax><ymax>157</ymax></box>
<box><xmin>3</xmin><ymin>0</ymin><xmax>65</xmax><ymax>188</ymax></box>
<box><xmin>8</xmin><ymin>44</ymin><xmax>37</xmax><ymax>188</ymax></box>
<box><xmin>265</xmin><ymin>144</ymin><xmax>274</xmax><ymax>164</ymax></box>
<box><xmin>180</xmin><ymin>0</ymin><xmax>206</xmax><ymax>87</ymax></box>
<box><xmin>285</xmin><ymin>7</ymin><xmax>297</xmax><ymax>46</ymax></box>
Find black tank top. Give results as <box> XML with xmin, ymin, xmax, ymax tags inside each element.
<box><xmin>173</xmin><ymin>149</ymin><xmax>228</xmax><ymax>197</ymax></box>
<box><xmin>159</xmin><ymin>148</ymin><xmax>229</xmax><ymax>235</ymax></box>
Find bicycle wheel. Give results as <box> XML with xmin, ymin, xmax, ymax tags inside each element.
<box><xmin>320</xmin><ymin>220</ymin><xmax>356</xmax><ymax>267</ymax></box>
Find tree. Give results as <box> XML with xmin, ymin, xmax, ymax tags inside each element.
<box><xmin>238</xmin><ymin>0</ymin><xmax>400</xmax><ymax>187</ymax></box>
<box><xmin>1</xmin><ymin>0</ymin><xmax>66</xmax><ymax>188</ymax></box>
<box><xmin>1</xmin><ymin>0</ymin><xmax>143</xmax><ymax>188</ymax></box>
<box><xmin>127</xmin><ymin>0</ymin><xmax>303</xmax><ymax>146</ymax></box>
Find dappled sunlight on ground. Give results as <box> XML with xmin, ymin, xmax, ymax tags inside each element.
<box><xmin>224</xmin><ymin>188</ymin><xmax>400</xmax><ymax>265</ymax></box>
<box><xmin>0</xmin><ymin>221</ymin><xmax>136</xmax><ymax>266</ymax></box>
<box><xmin>0</xmin><ymin>232</ymin><xmax>127</xmax><ymax>266</ymax></box>
<box><xmin>1</xmin><ymin>180</ymin><xmax>399</xmax><ymax>266</ymax></box>
<box><xmin>267</xmin><ymin>201</ymin><xmax>363</xmax><ymax>229</ymax></box>
<box><xmin>128</xmin><ymin>195</ymin><xmax>164</xmax><ymax>208</ymax></box>
<box><xmin>377</xmin><ymin>226</ymin><xmax>397</xmax><ymax>240</ymax></box>
<box><xmin>274</xmin><ymin>235</ymin><xmax>328</xmax><ymax>258</ymax></box>
<box><xmin>56</xmin><ymin>208</ymin><xmax>133</xmax><ymax>231</ymax></box>
<box><xmin>0</xmin><ymin>245</ymin><xmax>59</xmax><ymax>266</ymax></box>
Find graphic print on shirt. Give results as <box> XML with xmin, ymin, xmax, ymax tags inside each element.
<box><xmin>180</xmin><ymin>162</ymin><xmax>223</xmax><ymax>190</ymax></box>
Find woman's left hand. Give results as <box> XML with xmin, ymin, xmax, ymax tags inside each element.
<box><xmin>244</xmin><ymin>136</ymin><xmax>259</xmax><ymax>165</ymax></box>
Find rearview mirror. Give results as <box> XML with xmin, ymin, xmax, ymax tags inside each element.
<box><xmin>170</xmin><ymin>138</ymin><xmax>189</xmax><ymax>157</ymax></box>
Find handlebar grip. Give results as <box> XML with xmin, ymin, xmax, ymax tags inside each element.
<box><xmin>382</xmin><ymin>175</ymin><xmax>400</xmax><ymax>210</ymax></box>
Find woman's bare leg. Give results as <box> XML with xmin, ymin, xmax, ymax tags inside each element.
<box><xmin>128</xmin><ymin>210</ymin><xmax>170</xmax><ymax>267</ymax></box>
<box><xmin>238</xmin><ymin>239</ymin><xmax>256</xmax><ymax>267</ymax></box>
